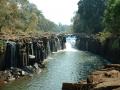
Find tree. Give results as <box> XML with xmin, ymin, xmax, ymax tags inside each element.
<box><xmin>103</xmin><ymin>0</ymin><xmax>120</xmax><ymax>34</ymax></box>
<box><xmin>73</xmin><ymin>0</ymin><xmax>106</xmax><ymax>34</ymax></box>
<box><xmin>0</xmin><ymin>0</ymin><xmax>18</xmax><ymax>34</ymax></box>
<box><xmin>0</xmin><ymin>0</ymin><xmax>64</xmax><ymax>35</ymax></box>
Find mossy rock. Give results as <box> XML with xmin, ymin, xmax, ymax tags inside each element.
<box><xmin>0</xmin><ymin>40</ymin><xmax>5</xmax><ymax>54</ymax></box>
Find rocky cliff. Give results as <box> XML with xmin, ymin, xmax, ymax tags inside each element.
<box><xmin>0</xmin><ymin>34</ymin><xmax>66</xmax><ymax>84</ymax></box>
<box><xmin>75</xmin><ymin>34</ymin><xmax>120</xmax><ymax>63</ymax></box>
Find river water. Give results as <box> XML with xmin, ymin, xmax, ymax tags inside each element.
<box><xmin>0</xmin><ymin>37</ymin><xmax>109</xmax><ymax>90</ymax></box>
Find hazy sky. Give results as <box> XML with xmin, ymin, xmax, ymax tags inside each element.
<box><xmin>29</xmin><ymin>0</ymin><xmax>79</xmax><ymax>25</ymax></box>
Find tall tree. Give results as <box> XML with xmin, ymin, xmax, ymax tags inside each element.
<box><xmin>0</xmin><ymin>0</ymin><xmax>64</xmax><ymax>35</ymax></box>
<box><xmin>103</xmin><ymin>0</ymin><xmax>120</xmax><ymax>34</ymax></box>
<box><xmin>73</xmin><ymin>0</ymin><xmax>106</xmax><ymax>34</ymax></box>
<box><xmin>0</xmin><ymin>0</ymin><xmax>18</xmax><ymax>34</ymax></box>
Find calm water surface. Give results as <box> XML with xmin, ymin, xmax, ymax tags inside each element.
<box><xmin>0</xmin><ymin>37</ymin><xmax>109</xmax><ymax>90</ymax></box>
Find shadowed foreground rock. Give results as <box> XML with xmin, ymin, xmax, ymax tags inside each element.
<box><xmin>62</xmin><ymin>64</ymin><xmax>120</xmax><ymax>90</ymax></box>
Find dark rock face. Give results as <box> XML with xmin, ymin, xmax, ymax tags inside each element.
<box><xmin>0</xmin><ymin>54</ymin><xmax>4</xmax><ymax>70</ymax></box>
<box><xmin>0</xmin><ymin>34</ymin><xmax>66</xmax><ymax>84</ymax></box>
<box><xmin>4</xmin><ymin>42</ymin><xmax>17</xmax><ymax>68</ymax></box>
<box><xmin>0</xmin><ymin>34</ymin><xmax>66</xmax><ymax>70</ymax></box>
<box><xmin>103</xmin><ymin>38</ymin><xmax>120</xmax><ymax>63</ymax></box>
<box><xmin>75</xmin><ymin>35</ymin><xmax>120</xmax><ymax>64</ymax></box>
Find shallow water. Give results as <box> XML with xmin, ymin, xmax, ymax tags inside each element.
<box><xmin>0</xmin><ymin>37</ymin><xmax>109</xmax><ymax>90</ymax></box>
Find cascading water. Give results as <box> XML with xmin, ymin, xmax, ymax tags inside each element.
<box><xmin>11</xmin><ymin>42</ymin><xmax>16</xmax><ymax>67</ymax></box>
<box><xmin>56</xmin><ymin>38</ymin><xmax>61</xmax><ymax>50</ymax></box>
<box><xmin>65</xmin><ymin>36</ymin><xmax>77</xmax><ymax>51</ymax></box>
<box><xmin>29</xmin><ymin>42</ymin><xmax>35</xmax><ymax>59</ymax></box>
<box><xmin>47</xmin><ymin>41</ymin><xmax>51</xmax><ymax>55</ymax></box>
<box><xmin>30</xmin><ymin>42</ymin><xmax>34</xmax><ymax>55</ymax></box>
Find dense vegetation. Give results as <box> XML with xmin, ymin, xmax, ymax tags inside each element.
<box><xmin>73</xmin><ymin>0</ymin><xmax>120</xmax><ymax>35</ymax></box>
<box><xmin>0</xmin><ymin>0</ymin><xmax>71</xmax><ymax>36</ymax></box>
<box><xmin>73</xmin><ymin>0</ymin><xmax>106</xmax><ymax>34</ymax></box>
<box><xmin>74</xmin><ymin>0</ymin><xmax>120</xmax><ymax>63</ymax></box>
<box><xmin>103</xmin><ymin>0</ymin><xmax>120</xmax><ymax>34</ymax></box>
<box><xmin>1</xmin><ymin>0</ymin><xmax>120</xmax><ymax>36</ymax></box>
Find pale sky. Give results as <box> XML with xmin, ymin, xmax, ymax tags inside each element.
<box><xmin>29</xmin><ymin>0</ymin><xmax>79</xmax><ymax>25</ymax></box>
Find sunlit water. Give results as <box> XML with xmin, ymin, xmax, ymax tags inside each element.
<box><xmin>0</xmin><ymin>37</ymin><xmax>109</xmax><ymax>90</ymax></box>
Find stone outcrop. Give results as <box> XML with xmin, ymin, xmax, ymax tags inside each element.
<box><xmin>0</xmin><ymin>34</ymin><xmax>66</xmax><ymax>85</ymax></box>
<box><xmin>75</xmin><ymin>34</ymin><xmax>120</xmax><ymax>63</ymax></box>
<box><xmin>62</xmin><ymin>64</ymin><xmax>120</xmax><ymax>90</ymax></box>
<box><xmin>0</xmin><ymin>34</ymin><xmax>66</xmax><ymax>69</ymax></box>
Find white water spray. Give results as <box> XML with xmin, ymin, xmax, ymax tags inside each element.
<box><xmin>65</xmin><ymin>36</ymin><xmax>78</xmax><ymax>52</ymax></box>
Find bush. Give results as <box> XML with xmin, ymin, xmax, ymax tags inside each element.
<box><xmin>0</xmin><ymin>40</ymin><xmax>5</xmax><ymax>54</ymax></box>
<box><xmin>96</xmin><ymin>31</ymin><xmax>112</xmax><ymax>44</ymax></box>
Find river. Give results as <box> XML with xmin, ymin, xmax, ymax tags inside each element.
<box><xmin>0</xmin><ymin>37</ymin><xmax>109</xmax><ymax>90</ymax></box>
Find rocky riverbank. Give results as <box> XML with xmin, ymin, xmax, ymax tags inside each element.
<box><xmin>0</xmin><ymin>63</ymin><xmax>43</xmax><ymax>86</ymax></box>
<box><xmin>62</xmin><ymin>64</ymin><xmax>120</xmax><ymax>90</ymax></box>
<box><xmin>75</xmin><ymin>34</ymin><xmax>120</xmax><ymax>63</ymax></box>
<box><xmin>0</xmin><ymin>33</ymin><xmax>66</xmax><ymax>86</ymax></box>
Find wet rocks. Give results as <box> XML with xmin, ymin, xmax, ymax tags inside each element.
<box><xmin>0</xmin><ymin>66</ymin><xmax>40</xmax><ymax>84</ymax></box>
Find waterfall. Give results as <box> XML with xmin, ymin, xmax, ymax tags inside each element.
<box><xmin>54</xmin><ymin>39</ymin><xmax>57</xmax><ymax>52</ymax></box>
<box><xmin>57</xmin><ymin>38</ymin><xmax>61</xmax><ymax>50</ymax></box>
<box><xmin>30</xmin><ymin>42</ymin><xmax>34</xmax><ymax>55</ymax></box>
<box><xmin>11</xmin><ymin>42</ymin><xmax>16</xmax><ymax>67</ymax></box>
<box><xmin>47</xmin><ymin>41</ymin><xmax>51</xmax><ymax>54</ymax></box>
<box><xmin>29</xmin><ymin>42</ymin><xmax>35</xmax><ymax>59</ymax></box>
<box><xmin>65</xmin><ymin>36</ymin><xmax>77</xmax><ymax>51</ymax></box>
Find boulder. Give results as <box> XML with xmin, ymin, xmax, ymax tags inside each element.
<box><xmin>104</xmin><ymin>70</ymin><xmax>119</xmax><ymax>78</ymax></box>
<box><xmin>34</xmin><ymin>63</ymin><xmax>39</xmax><ymax>69</ymax></box>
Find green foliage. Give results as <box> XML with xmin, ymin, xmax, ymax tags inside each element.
<box><xmin>111</xmin><ymin>39</ymin><xmax>119</xmax><ymax>49</ymax></box>
<box><xmin>0</xmin><ymin>40</ymin><xmax>4</xmax><ymax>46</ymax></box>
<box><xmin>96</xmin><ymin>31</ymin><xmax>112</xmax><ymax>43</ymax></box>
<box><xmin>0</xmin><ymin>0</ymin><xmax>18</xmax><ymax>33</ymax></box>
<box><xmin>57</xmin><ymin>23</ymin><xmax>72</xmax><ymax>33</ymax></box>
<box><xmin>0</xmin><ymin>40</ymin><xmax>5</xmax><ymax>54</ymax></box>
<box><xmin>0</xmin><ymin>0</ymin><xmax>62</xmax><ymax>36</ymax></box>
<box><xmin>73</xmin><ymin>0</ymin><xmax>106</xmax><ymax>34</ymax></box>
<box><xmin>103</xmin><ymin>0</ymin><xmax>120</xmax><ymax>34</ymax></box>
